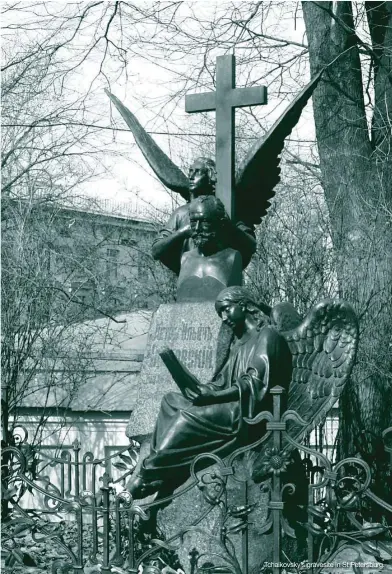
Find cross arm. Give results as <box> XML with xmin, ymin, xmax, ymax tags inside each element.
<box><xmin>185</xmin><ymin>92</ymin><xmax>216</xmax><ymax>113</ymax></box>
<box><xmin>231</xmin><ymin>86</ymin><xmax>267</xmax><ymax>108</ymax></box>
<box><xmin>185</xmin><ymin>86</ymin><xmax>267</xmax><ymax>113</ymax></box>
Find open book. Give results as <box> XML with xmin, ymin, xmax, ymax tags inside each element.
<box><xmin>159</xmin><ymin>347</ymin><xmax>202</xmax><ymax>397</ymax></box>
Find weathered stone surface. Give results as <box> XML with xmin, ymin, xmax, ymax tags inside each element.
<box><xmin>126</xmin><ymin>302</ymin><xmax>222</xmax><ymax>437</ymax></box>
<box><xmin>155</xmin><ymin>457</ymin><xmax>272</xmax><ymax>574</ymax></box>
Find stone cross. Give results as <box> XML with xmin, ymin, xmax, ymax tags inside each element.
<box><xmin>185</xmin><ymin>54</ymin><xmax>267</xmax><ymax>219</ymax></box>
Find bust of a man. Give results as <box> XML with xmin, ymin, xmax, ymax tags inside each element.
<box><xmin>176</xmin><ymin>195</ymin><xmax>242</xmax><ymax>302</ymax></box>
<box><xmin>151</xmin><ymin>157</ymin><xmax>256</xmax><ymax>274</ymax></box>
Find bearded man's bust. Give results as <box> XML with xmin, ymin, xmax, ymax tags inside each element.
<box><xmin>176</xmin><ymin>196</ymin><xmax>243</xmax><ymax>303</ymax></box>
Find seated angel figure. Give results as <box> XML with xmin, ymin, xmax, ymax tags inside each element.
<box><xmin>127</xmin><ymin>286</ymin><xmax>292</xmax><ymax>499</ymax></box>
<box><xmin>127</xmin><ymin>286</ymin><xmax>358</xmax><ymax>498</ymax></box>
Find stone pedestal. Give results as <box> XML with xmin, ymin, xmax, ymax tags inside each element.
<box><xmin>126</xmin><ymin>302</ymin><xmax>223</xmax><ymax>438</ymax></box>
<box><xmin>155</xmin><ymin>458</ymin><xmax>273</xmax><ymax>574</ymax></box>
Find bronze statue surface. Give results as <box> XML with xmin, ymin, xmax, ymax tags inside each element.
<box><xmin>127</xmin><ymin>287</ymin><xmax>358</xmax><ymax>499</ymax></box>
<box><xmin>127</xmin><ymin>286</ymin><xmax>292</xmax><ymax>499</ymax></box>
<box><xmin>177</xmin><ymin>195</ymin><xmax>242</xmax><ymax>302</ymax></box>
<box><xmin>150</xmin><ymin>157</ymin><xmax>255</xmax><ymax>275</ymax></box>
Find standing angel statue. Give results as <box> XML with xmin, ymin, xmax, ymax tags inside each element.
<box><xmin>105</xmin><ymin>69</ymin><xmax>323</xmax><ymax>278</ymax></box>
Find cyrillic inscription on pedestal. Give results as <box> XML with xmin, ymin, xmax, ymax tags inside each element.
<box><xmin>127</xmin><ymin>301</ymin><xmax>222</xmax><ymax>437</ymax></box>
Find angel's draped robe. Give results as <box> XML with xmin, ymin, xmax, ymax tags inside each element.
<box><xmin>140</xmin><ymin>324</ymin><xmax>292</xmax><ymax>487</ymax></box>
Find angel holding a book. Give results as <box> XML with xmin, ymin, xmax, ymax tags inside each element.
<box><xmin>127</xmin><ymin>286</ymin><xmax>292</xmax><ymax>499</ymax></box>
<box><xmin>127</xmin><ymin>283</ymin><xmax>357</xmax><ymax>499</ymax></box>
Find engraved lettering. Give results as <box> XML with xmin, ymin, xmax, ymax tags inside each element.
<box><xmin>187</xmin><ymin>349</ymin><xmax>194</xmax><ymax>369</ymax></box>
<box><xmin>205</xmin><ymin>349</ymin><xmax>213</xmax><ymax>368</ymax></box>
<box><xmin>148</xmin><ymin>345</ymin><xmax>215</xmax><ymax>369</ymax></box>
<box><xmin>194</xmin><ymin>349</ymin><xmax>201</xmax><ymax>368</ymax></box>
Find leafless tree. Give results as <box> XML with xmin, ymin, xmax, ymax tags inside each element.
<box><xmin>1</xmin><ymin>9</ymin><xmax>175</xmax><ymax>449</ymax></box>
<box><xmin>1</xmin><ymin>196</ymin><xmax>169</xmax><ymax>448</ymax></box>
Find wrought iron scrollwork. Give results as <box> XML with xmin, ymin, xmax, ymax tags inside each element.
<box><xmin>2</xmin><ymin>395</ymin><xmax>391</xmax><ymax>574</ymax></box>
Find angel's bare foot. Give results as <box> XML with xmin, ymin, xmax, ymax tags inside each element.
<box><xmin>127</xmin><ymin>474</ymin><xmax>161</xmax><ymax>499</ymax></box>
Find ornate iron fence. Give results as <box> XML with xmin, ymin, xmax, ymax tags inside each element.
<box><xmin>2</xmin><ymin>388</ymin><xmax>392</xmax><ymax>574</ymax></box>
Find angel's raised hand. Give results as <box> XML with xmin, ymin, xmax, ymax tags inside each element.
<box><xmin>178</xmin><ymin>223</ymin><xmax>192</xmax><ymax>238</ymax></box>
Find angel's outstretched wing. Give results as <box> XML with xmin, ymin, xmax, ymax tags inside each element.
<box><xmin>252</xmin><ymin>299</ymin><xmax>359</xmax><ymax>482</ymax></box>
<box><xmin>285</xmin><ymin>299</ymin><xmax>358</xmax><ymax>432</ymax></box>
<box><xmin>105</xmin><ymin>90</ymin><xmax>190</xmax><ymax>200</ymax></box>
<box><xmin>234</xmin><ymin>70</ymin><xmax>324</xmax><ymax>228</ymax></box>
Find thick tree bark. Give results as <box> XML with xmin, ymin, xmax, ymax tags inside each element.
<box><xmin>366</xmin><ymin>1</ymin><xmax>392</xmax><ymax>161</ymax></box>
<box><xmin>302</xmin><ymin>1</ymin><xmax>392</xmax><ymax>508</ymax></box>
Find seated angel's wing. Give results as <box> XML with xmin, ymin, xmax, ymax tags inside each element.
<box><xmin>252</xmin><ymin>299</ymin><xmax>359</xmax><ymax>483</ymax></box>
<box><xmin>234</xmin><ymin>70</ymin><xmax>324</xmax><ymax>228</ymax></box>
<box><xmin>284</xmin><ymin>299</ymin><xmax>359</xmax><ymax>445</ymax></box>
<box><xmin>105</xmin><ymin>90</ymin><xmax>190</xmax><ymax>200</ymax></box>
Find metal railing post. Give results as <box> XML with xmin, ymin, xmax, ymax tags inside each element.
<box><xmin>100</xmin><ymin>472</ymin><xmax>111</xmax><ymax>574</ymax></box>
<box><xmin>266</xmin><ymin>386</ymin><xmax>286</xmax><ymax>574</ymax></box>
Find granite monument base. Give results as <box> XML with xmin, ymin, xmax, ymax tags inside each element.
<box><xmin>158</xmin><ymin>460</ymin><xmax>273</xmax><ymax>574</ymax></box>
<box><xmin>126</xmin><ymin>301</ymin><xmax>225</xmax><ymax>438</ymax></box>
<box><xmin>130</xmin><ymin>454</ymin><xmax>307</xmax><ymax>574</ymax></box>
<box><xmin>132</xmin><ymin>454</ymin><xmax>274</xmax><ymax>574</ymax></box>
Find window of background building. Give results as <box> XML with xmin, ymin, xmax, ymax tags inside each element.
<box><xmin>71</xmin><ymin>282</ymin><xmax>93</xmax><ymax>306</ymax></box>
<box><xmin>54</xmin><ymin>245</ymin><xmax>73</xmax><ymax>273</ymax></box>
<box><xmin>119</xmin><ymin>230</ymin><xmax>137</xmax><ymax>246</ymax></box>
<box><xmin>106</xmin><ymin>248</ymin><xmax>119</xmax><ymax>281</ymax></box>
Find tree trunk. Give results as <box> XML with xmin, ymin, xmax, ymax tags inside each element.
<box><xmin>302</xmin><ymin>1</ymin><xmax>392</xmax><ymax>508</ymax></box>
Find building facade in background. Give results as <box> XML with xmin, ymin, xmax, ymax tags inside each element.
<box><xmin>2</xmin><ymin>197</ymin><xmax>176</xmax><ymax>470</ymax></box>
<box><xmin>50</xmin><ymin>203</ymin><xmax>175</xmax><ymax>317</ymax></box>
